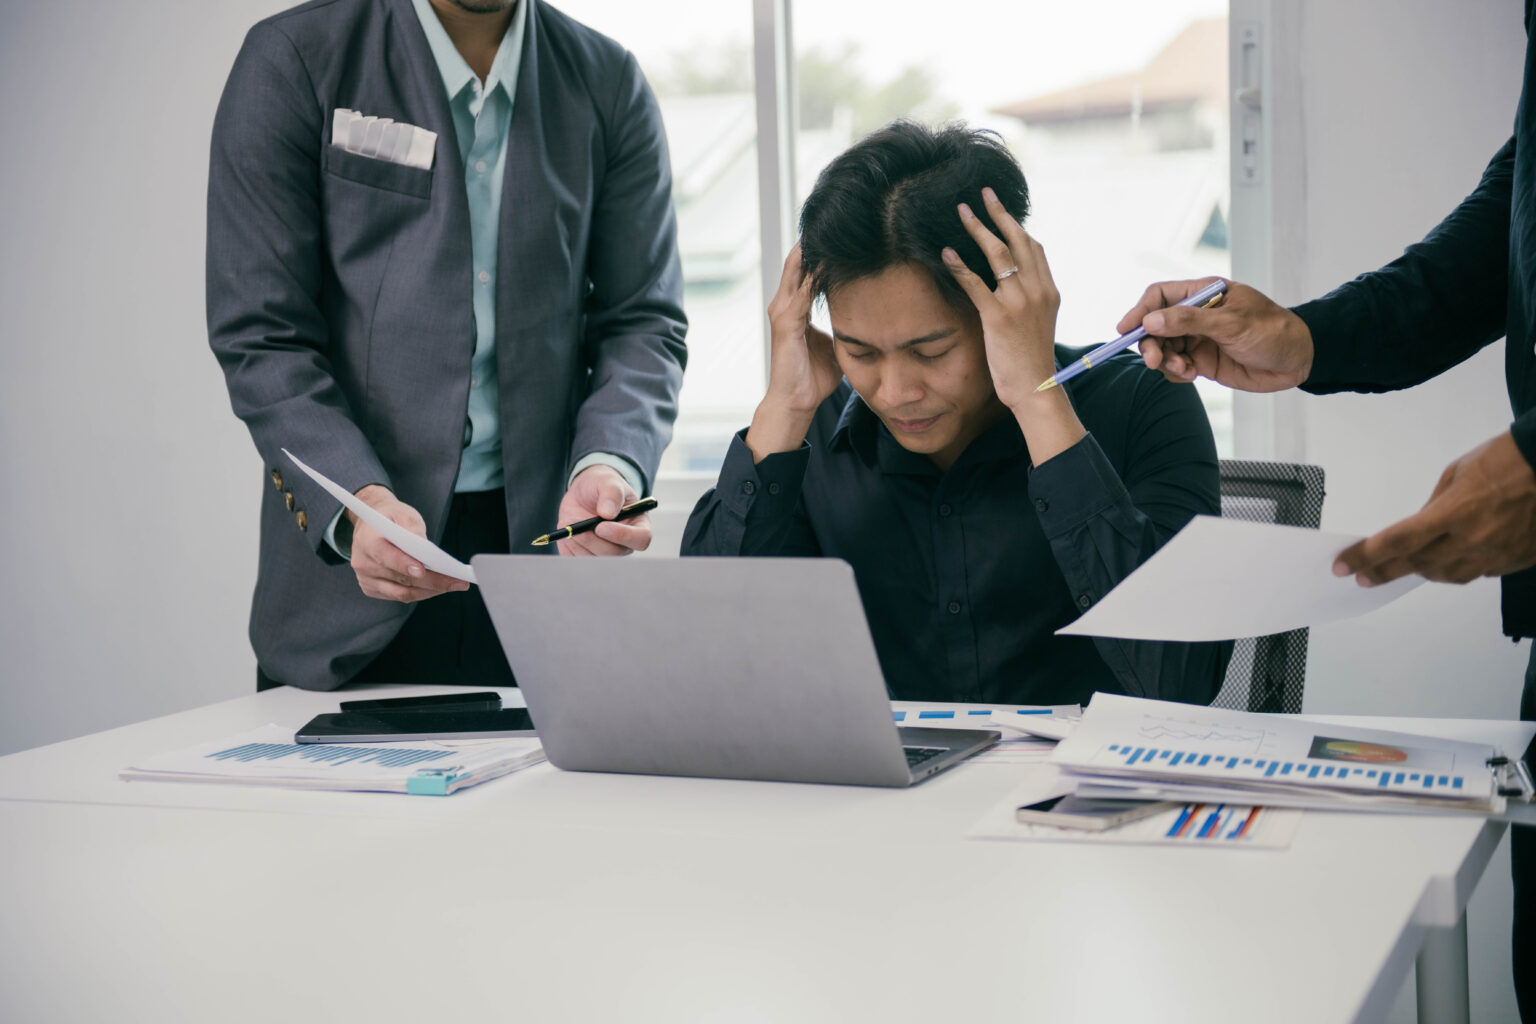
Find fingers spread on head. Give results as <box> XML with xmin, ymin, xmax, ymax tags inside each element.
<box><xmin>942</xmin><ymin>246</ymin><xmax>992</xmax><ymax>307</ymax></box>
<box><xmin>956</xmin><ymin>202</ymin><xmax>1015</xmax><ymax>281</ymax></box>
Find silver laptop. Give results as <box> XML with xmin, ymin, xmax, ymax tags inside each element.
<box><xmin>471</xmin><ymin>556</ymin><xmax>999</xmax><ymax>787</ymax></box>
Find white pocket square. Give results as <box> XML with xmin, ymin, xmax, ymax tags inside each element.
<box><xmin>330</xmin><ymin>108</ymin><xmax>436</xmax><ymax>170</ymax></box>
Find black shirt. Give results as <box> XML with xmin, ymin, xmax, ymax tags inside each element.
<box><xmin>681</xmin><ymin>346</ymin><xmax>1233</xmax><ymax>707</ymax></box>
<box><xmin>1296</xmin><ymin>0</ymin><xmax>1536</xmax><ymax>637</ymax></box>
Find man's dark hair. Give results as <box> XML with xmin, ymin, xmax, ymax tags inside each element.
<box><xmin>798</xmin><ymin>120</ymin><xmax>1030</xmax><ymax>312</ymax></box>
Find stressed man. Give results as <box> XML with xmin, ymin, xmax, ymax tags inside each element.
<box><xmin>682</xmin><ymin>121</ymin><xmax>1230</xmax><ymax>706</ymax></box>
<box><xmin>207</xmin><ymin>0</ymin><xmax>686</xmax><ymax>690</ymax></box>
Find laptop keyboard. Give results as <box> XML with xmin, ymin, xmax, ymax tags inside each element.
<box><xmin>904</xmin><ymin>745</ymin><xmax>948</xmax><ymax>769</ymax></box>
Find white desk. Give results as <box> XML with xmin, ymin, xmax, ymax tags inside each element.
<box><xmin>0</xmin><ymin>686</ymin><xmax>1528</xmax><ymax>1024</ymax></box>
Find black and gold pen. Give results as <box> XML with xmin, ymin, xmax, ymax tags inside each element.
<box><xmin>530</xmin><ymin>497</ymin><xmax>659</xmax><ymax>547</ymax></box>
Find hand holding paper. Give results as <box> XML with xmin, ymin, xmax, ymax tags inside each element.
<box><xmin>283</xmin><ymin>450</ymin><xmax>477</xmax><ymax>588</ymax></box>
<box><xmin>1058</xmin><ymin>516</ymin><xmax>1423</xmax><ymax>642</ymax></box>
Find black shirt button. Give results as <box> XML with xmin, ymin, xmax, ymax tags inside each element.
<box><xmin>742</xmin><ymin>481</ymin><xmax>756</xmax><ymax>496</ymax></box>
<box><xmin>947</xmin><ymin>601</ymin><xmax>962</xmax><ymax>614</ymax></box>
<box><xmin>938</xmin><ymin>503</ymin><xmax>952</xmax><ymax>517</ymax></box>
<box><xmin>768</xmin><ymin>482</ymin><xmax>781</xmax><ymax>495</ymax></box>
<box><xmin>1077</xmin><ymin>593</ymin><xmax>1092</xmax><ymax>608</ymax></box>
<box><xmin>1035</xmin><ymin>498</ymin><xmax>1049</xmax><ymax>513</ymax></box>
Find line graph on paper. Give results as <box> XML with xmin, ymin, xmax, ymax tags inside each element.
<box><xmin>1134</xmin><ymin>715</ymin><xmax>1271</xmax><ymax>754</ymax></box>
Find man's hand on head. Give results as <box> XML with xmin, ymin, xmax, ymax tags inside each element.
<box><xmin>1334</xmin><ymin>431</ymin><xmax>1536</xmax><ymax>586</ymax></box>
<box><xmin>347</xmin><ymin>484</ymin><xmax>470</xmax><ymax>602</ymax></box>
<box><xmin>556</xmin><ymin>465</ymin><xmax>652</xmax><ymax>557</ymax></box>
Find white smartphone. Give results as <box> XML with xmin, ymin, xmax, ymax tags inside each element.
<box><xmin>1015</xmin><ymin>793</ymin><xmax>1180</xmax><ymax>831</ymax></box>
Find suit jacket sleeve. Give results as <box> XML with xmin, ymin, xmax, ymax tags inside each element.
<box><xmin>571</xmin><ymin>52</ymin><xmax>688</xmax><ymax>493</ymax></box>
<box><xmin>1296</xmin><ymin>137</ymin><xmax>1514</xmax><ymax>395</ymax></box>
<box><xmin>206</xmin><ymin>23</ymin><xmax>389</xmax><ymax>559</ymax></box>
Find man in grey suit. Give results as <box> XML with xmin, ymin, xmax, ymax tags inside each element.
<box><xmin>207</xmin><ymin>0</ymin><xmax>686</xmax><ymax>690</ymax></box>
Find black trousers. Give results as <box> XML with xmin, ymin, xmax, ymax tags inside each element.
<box><xmin>257</xmin><ymin>489</ymin><xmax>517</xmax><ymax>691</ymax></box>
<box><xmin>1515</xmin><ymin>647</ymin><xmax>1536</xmax><ymax>1021</ymax></box>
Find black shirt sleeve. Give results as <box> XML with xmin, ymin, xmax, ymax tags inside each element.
<box><xmin>1030</xmin><ymin>371</ymin><xmax>1232</xmax><ymax>703</ymax></box>
<box><xmin>681</xmin><ymin>430</ymin><xmax>822</xmax><ymax>557</ymax></box>
<box><xmin>1297</xmin><ymin>137</ymin><xmax>1513</xmax><ymax>396</ymax></box>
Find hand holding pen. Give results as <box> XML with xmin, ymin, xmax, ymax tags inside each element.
<box><xmin>1112</xmin><ymin>278</ymin><xmax>1316</xmax><ymax>393</ymax></box>
<box><xmin>547</xmin><ymin>465</ymin><xmax>654</xmax><ymax>556</ymax></box>
<box><xmin>534</xmin><ymin>497</ymin><xmax>658</xmax><ymax>549</ymax></box>
<box><xmin>1037</xmin><ymin>280</ymin><xmax>1228</xmax><ymax>392</ymax></box>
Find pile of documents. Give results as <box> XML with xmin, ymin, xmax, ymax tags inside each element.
<box><xmin>1049</xmin><ymin>694</ymin><xmax>1512</xmax><ymax>815</ymax></box>
<box><xmin>121</xmin><ymin>724</ymin><xmax>544</xmax><ymax>796</ymax></box>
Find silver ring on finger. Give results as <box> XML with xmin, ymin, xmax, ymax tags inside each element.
<box><xmin>994</xmin><ymin>265</ymin><xmax>1020</xmax><ymax>281</ymax></box>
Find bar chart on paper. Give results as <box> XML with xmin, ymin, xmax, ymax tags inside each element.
<box><xmin>1051</xmin><ymin>693</ymin><xmax>1497</xmax><ymax>804</ymax></box>
<box><xmin>119</xmin><ymin>724</ymin><xmax>545</xmax><ymax>795</ymax></box>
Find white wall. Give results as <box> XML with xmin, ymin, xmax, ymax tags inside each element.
<box><xmin>0</xmin><ymin>0</ymin><xmax>290</xmax><ymax>756</ymax></box>
<box><xmin>1241</xmin><ymin>2</ymin><xmax>1527</xmax><ymax>1021</ymax></box>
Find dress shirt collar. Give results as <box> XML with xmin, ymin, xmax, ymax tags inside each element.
<box><xmin>410</xmin><ymin>0</ymin><xmax>528</xmax><ymax>101</ymax></box>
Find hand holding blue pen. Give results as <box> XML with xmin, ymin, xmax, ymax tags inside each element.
<box><xmin>1035</xmin><ymin>279</ymin><xmax>1228</xmax><ymax>392</ymax></box>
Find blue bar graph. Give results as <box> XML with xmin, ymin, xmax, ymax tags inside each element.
<box><xmin>208</xmin><ymin>742</ymin><xmax>452</xmax><ymax>769</ymax></box>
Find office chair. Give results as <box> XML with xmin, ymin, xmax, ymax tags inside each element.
<box><xmin>1209</xmin><ymin>459</ymin><xmax>1326</xmax><ymax>714</ymax></box>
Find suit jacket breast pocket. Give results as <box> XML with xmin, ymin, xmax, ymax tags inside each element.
<box><xmin>322</xmin><ymin>145</ymin><xmax>433</xmax><ymax>200</ymax></box>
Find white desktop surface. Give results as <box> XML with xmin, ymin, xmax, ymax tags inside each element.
<box><xmin>0</xmin><ymin>685</ymin><xmax>1530</xmax><ymax>1024</ymax></box>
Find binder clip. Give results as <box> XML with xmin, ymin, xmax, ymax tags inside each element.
<box><xmin>1489</xmin><ymin>755</ymin><xmax>1536</xmax><ymax>802</ymax></box>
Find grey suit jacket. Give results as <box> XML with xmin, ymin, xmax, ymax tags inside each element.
<box><xmin>207</xmin><ymin>0</ymin><xmax>687</xmax><ymax>690</ymax></box>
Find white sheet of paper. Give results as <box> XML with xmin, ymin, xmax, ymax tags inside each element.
<box><xmin>282</xmin><ymin>449</ymin><xmax>476</xmax><ymax>584</ymax></box>
<box><xmin>1056</xmin><ymin>515</ymin><xmax>1423</xmax><ymax>642</ymax></box>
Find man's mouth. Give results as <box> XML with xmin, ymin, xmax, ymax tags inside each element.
<box><xmin>888</xmin><ymin>414</ymin><xmax>940</xmax><ymax>434</ymax></box>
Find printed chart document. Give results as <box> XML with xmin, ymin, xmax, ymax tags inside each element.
<box><xmin>1057</xmin><ymin>516</ymin><xmax>1423</xmax><ymax>642</ymax></box>
<box><xmin>967</xmin><ymin>766</ymin><xmax>1301</xmax><ymax>848</ymax></box>
<box><xmin>1051</xmin><ymin>694</ymin><xmax>1502</xmax><ymax>814</ymax></box>
<box><xmin>121</xmin><ymin>724</ymin><xmax>544</xmax><ymax>796</ymax></box>
<box><xmin>891</xmin><ymin>702</ymin><xmax>1079</xmax><ymax>765</ymax></box>
<box><xmin>283</xmin><ymin>449</ymin><xmax>476</xmax><ymax>584</ymax></box>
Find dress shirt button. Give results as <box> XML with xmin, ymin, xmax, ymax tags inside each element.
<box><xmin>947</xmin><ymin>601</ymin><xmax>962</xmax><ymax>615</ymax></box>
<box><xmin>271</xmin><ymin>470</ymin><xmax>283</xmax><ymax>490</ymax></box>
<box><xmin>741</xmin><ymin>481</ymin><xmax>756</xmax><ymax>496</ymax></box>
<box><xmin>477</xmin><ymin>270</ymin><xmax>491</xmax><ymax>284</ymax></box>
<box><xmin>475</xmin><ymin>160</ymin><xmax>487</xmax><ymax>174</ymax></box>
<box><xmin>1077</xmin><ymin>593</ymin><xmax>1092</xmax><ymax>608</ymax></box>
<box><xmin>296</xmin><ymin>510</ymin><xmax>309</xmax><ymax>532</ymax></box>
<box><xmin>284</xmin><ymin>491</ymin><xmax>295</xmax><ymax>511</ymax></box>
<box><xmin>1035</xmin><ymin>498</ymin><xmax>1049</xmax><ymax>513</ymax></box>
<box><xmin>937</xmin><ymin>503</ymin><xmax>952</xmax><ymax>517</ymax></box>
<box><xmin>471</xmin><ymin>375</ymin><xmax>481</xmax><ymax>388</ymax></box>
<box><xmin>767</xmin><ymin>482</ymin><xmax>781</xmax><ymax>495</ymax></box>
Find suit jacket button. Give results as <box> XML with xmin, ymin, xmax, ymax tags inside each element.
<box><xmin>296</xmin><ymin>510</ymin><xmax>308</xmax><ymax>532</ymax></box>
<box><xmin>272</xmin><ymin>470</ymin><xmax>284</xmax><ymax>490</ymax></box>
<box><xmin>284</xmin><ymin>491</ymin><xmax>295</xmax><ymax>511</ymax></box>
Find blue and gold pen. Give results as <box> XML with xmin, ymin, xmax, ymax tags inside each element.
<box><xmin>1035</xmin><ymin>279</ymin><xmax>1228</xmax><ymax>392</ymax></box>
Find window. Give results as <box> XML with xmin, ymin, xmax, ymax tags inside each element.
<box><xmin>557</xmin><ymin>1</ymin><xmax>1234</xmax><ymax>478</ymax></box>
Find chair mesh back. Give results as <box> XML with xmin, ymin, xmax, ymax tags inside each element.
<box><xmin>1210</xmin><ymin>460</ymin><xmax>1326</xmax><ymax>713</ymax></box>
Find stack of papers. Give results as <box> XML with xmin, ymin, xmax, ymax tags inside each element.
<box><xmin>120</xmin><ymin>724</ymin><xmax>544</xmax><ymax>796</ymax></box>
<box><xmin>891</xmin><ymin>702</ymin><xmax>1078</xmax><ymax>765</ymax></box>
<box><xmin>1050</xmin><ymin>694</ymin><xmax>1504</xmax><ymax>815</ymax></box>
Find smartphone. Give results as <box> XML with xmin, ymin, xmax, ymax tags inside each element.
<box><xmin>1015</xmin><ymin>793</ymin><xmax>1179</xmax><ymax>831</ymax></box>
<box><xmin>337</xmin><ymin>691</ymin><xmax>503</xmax><ymax>713</ymax></box>
<box><xmin>295</xmin><ymin>708</ymin><xmax>536</xmax><ymax>744</ymax></box>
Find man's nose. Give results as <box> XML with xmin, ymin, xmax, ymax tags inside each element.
<box><xmin>876</xmin><ymin>361</ymin><xmax>925</xmax><ymax>409</ymax></box>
